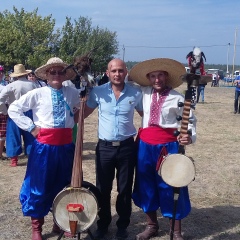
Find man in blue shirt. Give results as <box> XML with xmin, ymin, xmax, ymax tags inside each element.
<box><xmin>234</xmin><ymin>75</ymin><xmax>240</xmax><ymax>114</ymax></box>
<box><xmin>85</xmin><ymin>58</ymin><xmax>143</xmax><ymax>239</ymax></box>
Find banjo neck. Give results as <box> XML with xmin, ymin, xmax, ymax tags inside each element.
<box><xmin>179</xmin><ymin>89</ymin><xmax>194</xmax><ymax>136</ymax></box>
<box><xmin>70</xmin><ymin>96</ymin><xmax>86</xmax><ymax>188</ymax></box>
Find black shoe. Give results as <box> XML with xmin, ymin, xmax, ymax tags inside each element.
<box><xmin>234</xmin><ymin>111</ymin><xmax>237</xmax><ymax>114</ymax></box>
<box><xmin>94</xmin><ymin>228</ymin><xmax>108</xmax><ymax>239</ymax></box>
<box><xmin>116</xmin><ymin>228</ymin><xmax>128</xmax><ymax>239</ymax></box>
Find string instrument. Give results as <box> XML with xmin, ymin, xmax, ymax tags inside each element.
<box><xmin>158</xmin><ymin>73</ymin><xmax>211</xmax><ymax>240</ymax></box>
<box><xmin>52</xmin><ymin>91</ymin><xmax>99</xmax><ymax>237</ymax></box>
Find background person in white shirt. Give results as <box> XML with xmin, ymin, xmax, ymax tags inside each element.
<box><xmin>0</xmin><ymin>64</ymin><xmax>37</xmax><ymax>166</ymax></box>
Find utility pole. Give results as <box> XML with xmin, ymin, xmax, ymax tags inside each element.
<box><xmin>122</xmin><ymin>45</ymin><xmax>125</xmax><ymax>61</ymax></box>
<box><xmin>232</xmin><ymin>28</ymin><xmax>237</xmax><ymax>85</ymax></box>
<box><xmin>227</xmin><ymin>43</ymin><xmax>230</xmax><ymax>74</ymax></box>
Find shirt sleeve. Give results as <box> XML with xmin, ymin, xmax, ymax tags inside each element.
<box><xmin>86</xmin><ymin>88</ymin><xmax>98</xmax><ymax>109</ymax></box>
<box><xmin>0</xmin><ymin>87</ymin><xmax>12</xmax><ymax>114</ymax></box>
<box><xmin>135</xmin><ymin>89</ymin><xmax>143</xmax><ymax>112</ymax></box>
<box><xmin>7</xmin><ymin>90</ymin><xmax>37</xmax><ymax>131</ymax></box>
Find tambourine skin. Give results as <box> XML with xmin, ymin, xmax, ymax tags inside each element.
<box><xmin>52</xmin><ymin>186</ymin><xmax>99</xmax><ymax>233</ymax></box>
<box><xmin>158</xmin><ymin>154</ymin><xmax>195</xmax><ymax>187</ymax></box>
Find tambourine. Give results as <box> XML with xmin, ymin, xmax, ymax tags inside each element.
<box><xmin>158</xmin><ymin>154</ymin><xmax>195</xmax><ymax>187</ymax></box>
<box><xmin>52</xmin><ymin>183</ymin><xmax>99</xmax><ymax>233</ymax></box>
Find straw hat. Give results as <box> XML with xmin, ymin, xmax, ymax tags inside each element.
<box><xmin>9</xmin><ymin>64</ymin><xmax>31</xmax><ymax>78</ymax></box>
<box><xmin>129</xmin><ymin>58</ymin><xmax>186</xmax><ymax>89</ymax></box>
<box><xmin>35</xmin><ymin>57</ymin><xmax>76</xmax><ymax>80</ymax></box>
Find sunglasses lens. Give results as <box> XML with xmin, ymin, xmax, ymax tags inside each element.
<box><xmin>49</xmin><ymin>70</ymin><xmax>65</xmax><ymax>76</ymax></box>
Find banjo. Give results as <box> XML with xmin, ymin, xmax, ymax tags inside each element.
<box><xmin>158</xmin><ymin>73</ymin><xmax>211</xmax><ymax>187</ymax></box>
<box><xmin>158</xmin><ymin>73</ymin><xmax>211</xmax><ymax>240</ymax></box>
<box><xmin>52</xmin><ymin>84</ymin><xmax>99</xmax><ymax>238</ymax></box>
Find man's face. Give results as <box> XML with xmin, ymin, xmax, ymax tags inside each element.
<box><xmin>46</xmin><ymin>66</ymin><xmax>65</xmax><ymax>89</ymax></box>
<box><xmin>28</xmin><ymin>73</ymin><xmax>36</xmax><ymax>81</ymax></box>
<box><xmin>147</xmin><ymin>71</ymin><xmax>167</xmax><ymax>93</ymax></box>
<box><xmin>106</xmin><ymin>59</ymin><xmax>127</xmax><ymax>86</ymax></box>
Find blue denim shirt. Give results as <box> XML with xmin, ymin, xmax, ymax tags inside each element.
<box><xmin>87</xmin><ymin>82</ymin><xmax>142</xmax><ymax>141</ymax></box>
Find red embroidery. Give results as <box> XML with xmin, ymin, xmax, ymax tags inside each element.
<box><xmin>148</xmin><ymin>88</ymin><xmax>171</xmax><ymax>126</ymax></box>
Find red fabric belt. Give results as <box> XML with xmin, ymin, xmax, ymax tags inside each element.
<box><xmin>37</xmin><ymin>128</ymin><xmax>73</xmax><ymax>145</ymax></box>
<box><xmin>138</xmin><ymin>126</ymin><xmax>177</xmax><ymax>145</ymax></box>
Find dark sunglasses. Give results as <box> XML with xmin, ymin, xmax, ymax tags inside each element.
<box><xmin>48</xmin><ymin>70</ymin><xmax>65</xmax><ymax>76</ymax></box>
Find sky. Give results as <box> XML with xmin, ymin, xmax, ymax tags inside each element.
<box><xmin>1</xmin><ymin>0</ymin><xmax>240</xmax><ymax>68</ymax></box>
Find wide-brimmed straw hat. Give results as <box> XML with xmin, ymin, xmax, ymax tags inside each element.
<box><xmin>9</xmin><ymin>64</ymin><xmax>31</xmax><ymax>78</ymax></box>
<box><xmin>35</xmin><ymin>57</ymin><xmax>76</xmax><ymax>80</ymax></box>
<box><xmin>129</xmin><ymin>58</ymin><xmax>186</xmax><ymax>89</ymax></box>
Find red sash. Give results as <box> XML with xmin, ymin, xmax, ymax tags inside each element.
<box><xmin>37</xmin><ymin>128</ymin><xmax>72</xmax><ymax>145</ymax></box>
<box><xmin>138</xmin><ymin>126</ymin><xmax>177</xmax><ymax>145</ymax></box>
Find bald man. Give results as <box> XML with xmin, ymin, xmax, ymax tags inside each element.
<box><xmin>85</xmin><ymin>59</ymin><xmax>143</xmax><ymax>239</ymax></box>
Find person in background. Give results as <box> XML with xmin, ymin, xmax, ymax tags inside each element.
<box><xmin>0</xmin><ymin>65</ymin><xmax>8</xmax><ymax>86</ymax></box>
<box><xmin>84</xmin><ymin>58</ymin><xmax>143</xmax><ymax>240</ymax></box>
<box><xmin>27</xmin><ymin>70</ymin><xmax>47</xmax><ymax>87</ymax></box>
<box><xmin>196</xmin><ymin>82</ymin><xmax>207</xmax><ymax>104</ymax></box>
<box><xmin>0</xmin><ymin>83</ymin><xmax>8</xmax><ymax>160</ymax></box>
<box><xmin>8</xmin><ymin>57</ymin><xmax>79</xmax><ymax>240</ymax></box>
<box><xmin>211</xmin><ymin>72</ymin><xmax>217</xmax><ymax>87</ymax></box>
<box><xmin>129</xmin><ymin>58</ymin><xmax>197</xmax><ymax>240</ymax></box>
<box><xmin>233</xmin><ymin>75</ymin><xmax>240</xmax><ymax>114</ymax></box>
<box><xmin>0</xmin><ymin>64</ymin><xmax>37</xmax><ymax>167</ymax></box>
<box><xmin>98</xmin><ymin>72</ymin><xmax>109</xmax><ymax>86</ymax></box>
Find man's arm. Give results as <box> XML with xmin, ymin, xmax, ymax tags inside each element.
<box><xmin>84</xmin><ymin>104</ymin><xmax>95</xmax><ymax>118</ymax></box>
<box><xmin>0</xmin><ymin>87</ymin><xmax>11</xmax><ymax>114</ymax></box>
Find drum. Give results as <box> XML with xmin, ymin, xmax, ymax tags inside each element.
<box><xmin>52</xmin><ymin>184</ymin><xmax>99</xmax><ymax>233</ymax></box>
<box><xmin>158</xmin><ymin>154</ymin><xmax>195</xmax><ymax>187</ymax></box>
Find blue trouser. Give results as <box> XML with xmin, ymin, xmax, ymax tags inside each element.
<box><xmin>197</xmin><ymin>85</ymin><xmax>205</xmax><ymax>102</ymax></box>
<box><xmin>20</xmin><ymin>139</ymin><xmax>75</xmax><ymax>218</ymax></box>
<box><xmin>6</xmin><ymin>110</ymin><xmax>35</xmax><ymax>157</ymax></box>
<box><xmin>234</xmin><ymin>90</ymin><xmax>240</xmax><ymax>113</ymax></box>
<box><xmin>132</xmin><ymin>140</ymin><xmax>191</xmax><ymax>220</ymax></box>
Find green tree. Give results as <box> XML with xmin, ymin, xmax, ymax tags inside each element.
<box><xmin>59</xmin><ymin>16</ymin><xmax>118</xmax><ymax>72</ymax></box>
<box><xmin>0</xmin><ymin>7</ymin><xmax>59</xmax><ymax>70</ymax></box>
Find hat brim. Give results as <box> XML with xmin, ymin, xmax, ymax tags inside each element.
<box><xmin>35</xmin><ymin>62</ymin><xmax>76</xmax><ymax>81</ymax></box>
<box><xmin>9</xmin><ymin>70</ymin><xmax>32</xmax><ymax>78</ymax></box>
<box><xmin>129</xmin><ymin>58</ymin><xmax>186</xmax><ymax>89</ymax></box>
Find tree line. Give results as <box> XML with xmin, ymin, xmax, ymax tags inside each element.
<box><xmin>0</xmin><ymin>7</ymin><xmax>118</xmax><ymax>73</ymax></box>
<box><xmin>1</xmin><ymin>7</ymin><xmax>238</xmax><ymax>76</ymax></box>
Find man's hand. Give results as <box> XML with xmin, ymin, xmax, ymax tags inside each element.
<box><xmin>177</xmin><ymin>134</ymin><xmax>192</xmax><ymax>145</ymax></box>
<box><xmin>31</xmin><ymin>126</ymin><xmax>40</xmax><ymax>138</ymax></box>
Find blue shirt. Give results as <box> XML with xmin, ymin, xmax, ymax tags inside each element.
<box><xmin>235</xmin><ymin>76</ymin><xmax>240</xmax><ymax>92</ymax></box>
<box><xmin>87</xmin><ymin>82</ymin><xmax>143</xmax><ymax>141</ymax></box>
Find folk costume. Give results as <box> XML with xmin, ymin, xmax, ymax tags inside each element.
<box><xmin>0</xmin><ymin>64</ymin><xmax>37</xmax><ymax>166</ymax></box>
<box><xmin>129</xmin><ymin>58</ymin><xmax>197</xmax><ymax>240</ymax></box>
<box><xmin>8</xmin><ymin>57</ymin><xmax>78</xmax><ymax>240</ymax></box>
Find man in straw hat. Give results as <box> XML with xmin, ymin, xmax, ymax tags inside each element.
<box><xmin>129</xmin><ymin>58</ymin><xmax>197</xmax><ymax>240</ymax></box>
<box><xmin>8</xmin><ymin>57</ymin><xmax>79</xmax><ymax>240</ymax></box>
<box><xmin>84</xmin><ymin>58</ymin><xmax>143</xmax><ymax>240</ymax></box>
<box><xmin>0</xmin><ymin>64</ymin><xmax>37</xmax><ymax>166</ymax></box>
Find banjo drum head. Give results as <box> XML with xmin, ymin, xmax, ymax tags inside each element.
<box><xmin>52</xmin><ymin>187</ymin><xmax>98</xmax><ymax>233</ymax></box>
<box><xmin>159</xmin><ymin>154</ymin><xmax>195</xmax><ymax>187</ymax></box>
